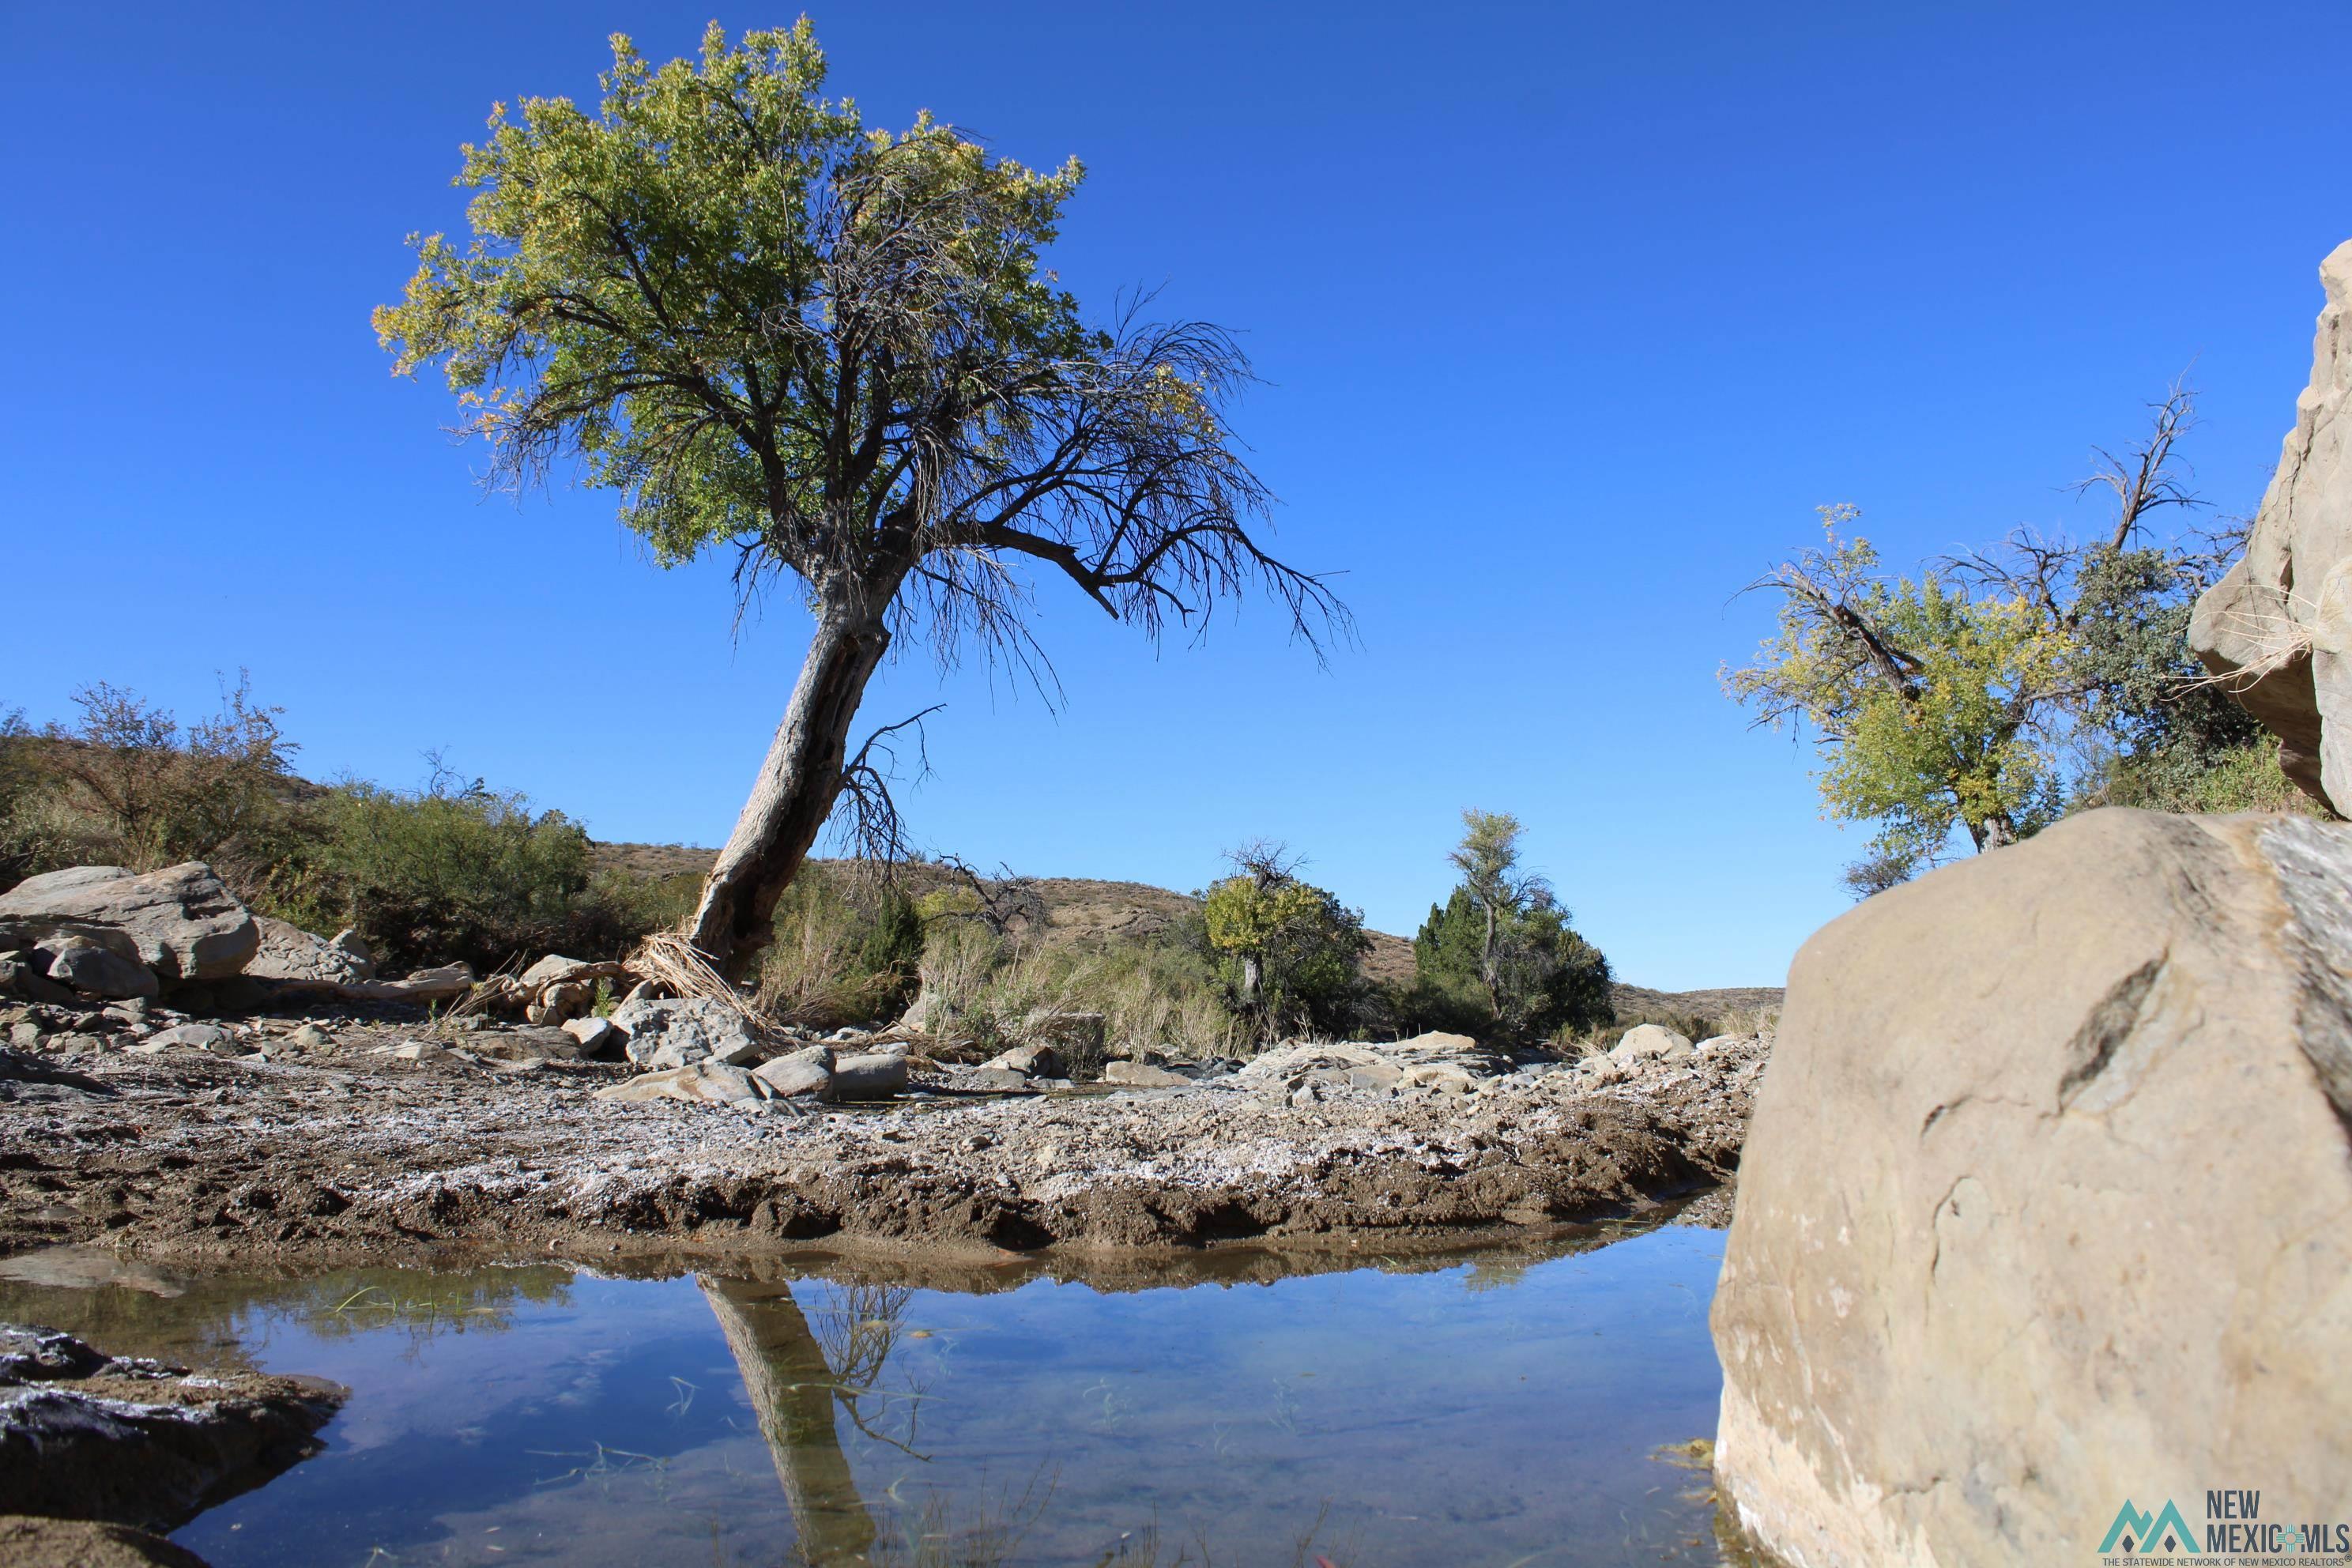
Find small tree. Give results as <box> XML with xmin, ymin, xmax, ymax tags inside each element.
<box><xmin>1723</xmin><ymin>386</ymin><xmax>2287</xmax><ymax>881</ymax></box>
<box><xmin>376</xmin><ymin>23</ymin><xmax>1342</xmax><ymax>979</ymax></box>
<box><xmin>1200</xmin><ymin>842</ymin><xmax>1368</xmax><ymax>1041</ymax></box>
<box><xmin>1413</xmin><ymin>812</ymin><xmax>1612</xmax><ymax>1040</ymax></box>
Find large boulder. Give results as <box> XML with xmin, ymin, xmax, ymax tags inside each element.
<box><xmin>831</xmin><ymin>1046</ymin><xmax>908</xmax><ymax>1101</ymax></box>
<box><xmin>1610</xmin><ymin>1023</ymin><xmax>1694</xmax><ymax>1062</ymax></box>
<box><xmin>1711</xmin><ymin>808</ymin><xmax>2352</xmax><ymax>1566</ymax></box>
<box><xmin>0</xmin><ymin>864</ymin><xmax>258</xmax><ymax>984</ymax></box>
<box><xmin>2191</xmin><ymin>238</ymin><xmax>2352</xmax><ymax>810</ymax></box>
<box><xmin>41</xmin><ymin>936</ymin><xmax>160</xmax><ymax>1000</ymax></box>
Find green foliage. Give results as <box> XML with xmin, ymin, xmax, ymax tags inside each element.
<box><xmin>278</xmin><ymin>776</ymin><xmax>601</xmax><ymax>972</ymax></box>
<box><xmin>1411</xmin><ymin>888</ymin><xmax>1613</xmax><ymax>1043</ymax></box>
<box><xmin>1724</xmin><ymin>508</ymin><xmax>2072</xmax><ymax>866</ymax></box>
<box><xmin>1728</xmin><ymin>410</ymin><xmax>2331</xmax><ymax>891</ymax></box>
<box><xmin>374</xmin><ymin>21</ymin><xmax>1087</xmax><ymax>577</ymax></box>
<box><xmin>2096</xmin><ymin>733</ymin><xmax>2324</xmax><ymax>817</ymax></box>
<box><xmin>1410</xmin><ymin>812</ymin><xmax>1613</xmax><ymax>1042</ymax></box>
<box><xmin>913</xmin><ymin>917</ymin><xmax>1235</xmax><ymax>1065</ymax></box>
<box><xmin>1200</xmin><ymin>848</ymin><xmax>1369</xmax><ymax>1039</ymax></box>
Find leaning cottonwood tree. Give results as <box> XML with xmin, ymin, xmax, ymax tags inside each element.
<box><xmin>375</xmin><ymin>22</ymin><xmax>1343</xmax><ymax>978</ymax></box>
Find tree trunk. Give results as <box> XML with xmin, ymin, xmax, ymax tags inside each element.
<box><xmin>1480</xmin><ymin>898</ymin><xmax>1501</xmax><ymax>1016</ymax></box>
<box><xmin>685</xmin><ymin>602</ymin><xmax>893</xmax><ymax>980</ymax></box>
<box><xmin>1241</xmin><ymin>952</ymin><xmax>1262</xmax><ymax>1008</ymax></box>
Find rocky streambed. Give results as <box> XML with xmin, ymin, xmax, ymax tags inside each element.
<box><xmin>0</xmin><ymin>1000</ymin><xmax>1764</xmax><ymax>1267</ymax></box>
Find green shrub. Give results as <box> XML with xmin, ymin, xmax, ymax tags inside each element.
<box><xmin>1200</xmin><ymin>850</ymin><xmax>1370</xmax><ymax>1041</ymax></box>
<box><xmin>270</xmin><ymin>780</ymin><xmax>601</xmax><ymax>972</ymax></box>
<box><xmin>0</xmin><ymin>678</ymin><xmax>303</xmax><ymax>896</ymax></box>
<box><xmin>911</xmin><ymin>919</ymin><xmax>1236</xmax><ymax>1064</ymax></box>
<box><xmin>752</xmin><ymin>867</ymin><xmax>925</xmax><ymax>1030</ymax></box>
<box><xmin>2096</xmin><ymin>733</ymin><xmax>2329</xmax><ymax>817</ymax></box>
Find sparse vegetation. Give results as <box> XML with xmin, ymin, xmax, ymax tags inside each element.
<box><xmin>0</xmin><ymin>684</ymin><xmax>690</xmax><ymax>974</ymax></box>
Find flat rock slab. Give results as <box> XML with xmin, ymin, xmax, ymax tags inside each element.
<box><xmin>0</xmin><ymin>1325</ymin><xmax>343</xmax><ymax>1534</ymax></box>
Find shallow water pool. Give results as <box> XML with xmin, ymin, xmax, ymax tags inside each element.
<box><xmin>0</xmin><ymin>1222</ymin><xmax>1740</xmax><ymax>1566</ymax></box>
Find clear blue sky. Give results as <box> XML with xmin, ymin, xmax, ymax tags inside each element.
<box><xmin>7</xmin><ymin>2</ymin><xmax>2348</xmax><ymax>989</ymax></box>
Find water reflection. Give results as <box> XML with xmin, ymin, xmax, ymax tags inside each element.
<box><xmin>703</xmin><ymin>1276</ymin><xmax>888</xmax><ymax>1562</ymax></box>
<box><xmin>0</xmin><ymin>1217</ymin><xmax>1742</xmax><ymax>1567</ymax></box>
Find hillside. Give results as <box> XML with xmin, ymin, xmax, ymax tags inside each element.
<box><xmin>591</xmin><ymin>842</ymin><xmax>1779</xmax><ymax>1022</ymax></box>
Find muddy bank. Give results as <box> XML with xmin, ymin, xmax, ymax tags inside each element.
<box><xmin>0</xmin><ymin>1009</ymin><xmax>1765</xmax><ymax>1267</ymax></box>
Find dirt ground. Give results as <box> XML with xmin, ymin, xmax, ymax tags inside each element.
<box><xmin>1</xmin><ymin>1001</ymin><xmax>1766</xmax><ymax>1271</ymax></box>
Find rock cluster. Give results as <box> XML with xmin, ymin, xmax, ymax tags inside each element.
<box><xmin>0</xmin><ymin>863</ymin><xmax>472</xmax><ymax>1007</ymax></box>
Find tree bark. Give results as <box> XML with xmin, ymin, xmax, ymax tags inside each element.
<box><xmin>685</xmin><ymin>600</ymin><xmax>894</xmax><ymax>980</ymax></box>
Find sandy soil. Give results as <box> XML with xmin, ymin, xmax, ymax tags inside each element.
<box><xmin>1</xmin><ymin>1004</ymin><xmax>1765</xmax><ymax>1270</ymax></box>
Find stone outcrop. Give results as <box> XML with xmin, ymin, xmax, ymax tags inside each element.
<box><xmin>0</xmin><ymin>864</ymin><xmax>258</xmax><ymax>986</ymax></box>
<box><xmin>2191</xmin><ymin>238</ymin><xmax>2352</xmax><ymax>809</ymax></box>
<box><xmin>1711</xmin><ymin>808</ymin><xmax>2352</xmax><ymax>1566</ymax></box>
<box><xmin>1237</xmin><ymin>1031</ymin><xmax>1515</xmax><ymax>1097</ymax></box>
<box><xmin>1611</xmin><ymin>1023</ymin><xmax>1693</xmax><ymax>1062</ymax></box>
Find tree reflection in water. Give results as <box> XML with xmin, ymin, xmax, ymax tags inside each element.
<box><xmin>702</xmin><ymin>1276</ymin><xmax>929</xmax><ymax>1565</ymax></box>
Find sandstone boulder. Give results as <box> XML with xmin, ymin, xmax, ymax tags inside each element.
<box><xmin>332</xmin><ymin>963</ymin><xmax>475</xmax><ymax>1004</ymax></box>
<box><xmin>980</xmin><ymin>1042</ymin><xmax>1059</xmax><ymax>1077</ymax></box>
<box><xmin>831</xmin><ymin>1047</ymin><xmax>908</xmax><ymax>1101</ymax></box>
<box><xmin>594</xmin><ymin>1061</ymin><xmax>763</xmax><ymax>1106</ymax></box>
<box><xmin>0</xmin><ymin>1324</ymin><xmax>342</xmax><ymax>1534</ymax></box>
<box><xmin>560</xmin><ymin>1016</ymin><xmax>620</xmax><ymax>1057</ymax></box>
<box><xmin>2191</xmin><ymin>238</ymin><xmax>2352</xmax><ymax>809</ymax></box>
<box><xmin>1102</xmin><ymin>1061</ymin><xmax>1192</xmax><ymax>1088</ymax></box>
<box><xmin>519</xmin><ymin>953</ymin><xmax>594</xmax><ymax>988</ymax></box>
<box><xmin>752</xmin><ymin>1046</ymin><xmax>833</xmax><ymax>1100</ymax></box>
<box><xmin>146</xmin><ymin>1024</ymin><xmax>232</xmax><ymax>1053</ymax></box>
<box><xmin>0</xmin><ymin>864</ymin><xmax>258</xmax><ymax>984</ymax></box>
<box><xmin>1711</xmin><ymin>808</ymin><xmax>2352</xmax><ymax>1567</ymax></box>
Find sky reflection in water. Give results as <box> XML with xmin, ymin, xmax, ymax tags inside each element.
<box><xmin>0</xmin><ymin>1224</ymin><xmax>1733</xmax><ymax>1567</ymax></box>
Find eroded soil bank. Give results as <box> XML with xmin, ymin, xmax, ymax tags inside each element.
<box><xmin>2</xmin><ymin>1013</ymin><xmax>1765</xmax><ymax>1268</ymax></box>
